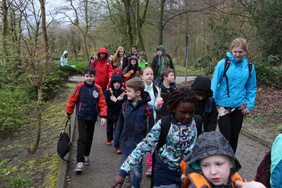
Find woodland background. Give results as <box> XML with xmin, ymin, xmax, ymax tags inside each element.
<box><xmin>0</xmin><ymin>0</ymin><xmax>281</xmax><ymax>187</ymax></box>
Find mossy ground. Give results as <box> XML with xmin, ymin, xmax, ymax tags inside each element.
<box><xmin>0</xmin><ymin>82</ymin><xmax>77</xmax><ymax>188</ymax></box>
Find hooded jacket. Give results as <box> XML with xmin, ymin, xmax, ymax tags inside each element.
<box><xmin>191</xmin><ymin>76</ymin><xmax>218</xmax><ymax>134</ymax></box>
<box><xmin>185</xmin><ymin>131</ymin><xmax>244</xmax><ymax>188</ymax></box>
<box><xmin>270</xmin><ymin>133</ymin><xmax>282</xmax><ymax>188</ymax></box>
<box><xmin>66</xmin><ymin>81</ymin><xmax>107</xmax><ymax>120</ymax></box>
<box><xmin>60</xmin><ymin>50</ymin><xmax>68</xmax><ymax>66</ymax></box>
<box><xmin>90</xmin><ymin>48</ymin><xmax>114</xmax><ymax>89</ymax></box>
<box><xmin>151</xmin><ymin>45</ymin><xmax>175</xmax><ymax>78</ymax></box>
<box><xmin>155</xmin><ymin>81</ymin><xmax>177</xmax><ymax>121</ymax></box>
<box><xmin>113</xmin><ymin>91</ymin><xmax>153</xmax><ymax>155</ymax></box>
<box><xmin>105</xmin><ymin>74</ymin><xmax>127</xmax><ymax>122</ymax></box>
<box><xmin>211</xmin><ymin>51</ymin><xmax>257</xmax><ymax>110</ymax></box>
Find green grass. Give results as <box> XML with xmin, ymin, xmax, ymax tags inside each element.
<box><xmin>174</xmin><ymin>64</ymin><xmax>205</xmax><ymax>76</ymax></box>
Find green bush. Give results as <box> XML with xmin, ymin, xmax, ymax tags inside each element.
<box><xmin>254</xmin><ymin>57</ymin><xmax>282</xmax><ymax>88</ymax></box>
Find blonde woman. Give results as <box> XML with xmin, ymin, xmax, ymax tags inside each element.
<box><xmin>113</xmin><ymin>46</ymin><xmax>128</xmax><ymax>70</ymax></box>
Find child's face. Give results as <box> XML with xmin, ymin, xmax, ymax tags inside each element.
<box><xmin>126</xmin><ymin>87</ymin><xmax>140</xmax><ymax>101</ymax></box>
<box><xmin>92</xmin><ymin>53</ymin><xmax>97</xmax><ymax>59</ymax></box>
<box><xmin>132</xmin><ymin>47</ymin><xmax>137</xmax><ymax>54</ymax></box>
<box><xmin>109</xmin><ymin>55</ymin><xmax>114</xmax><ymax>61</ymax></box>
<box><xmin>99</xmin><ymin>53</ymin><xmax>106</xmax><ymax>59</ymax></box>
<box><xmin>173</xmin><ymin>102</ymin><xmax>196</xmax><ymax>124</ymax></box>
<box><xmin>231</xmin><ymin>46</ymin><xmax>245</xmax><ymax>60</ymax></box>
<box><xmin>200</xmin><ymin>155</ymin><xmax>233</xmax><ymax>186</ymax></box>
<box><xmin>119</xmin><ymin>50</ymin><xmax>124</xmax><ymax>57</ymax></box>
<box><xmin>196</xmin><ymin>93</ymin><xmax>207</xmax><ymax>101</ymax></box>
<box><xmin>142</xmin><ymin>68</ymin><xmax>154</xmax><ymax>85</ymax></box>
<box><xmin>139</xmin><ymin>55</ymin><xmax>145</xmax><ymax>61</ymax></box>
<box><xmin>113</xmin><ymin>81</ymin><xmax>121</xmax><ymax>90</ymax></box>
<box><xmin>83</xmin><ymin>73</ymin><xmax>95</xmax><ymax>84</ymax></box>
<box><xmin>157</xmin><ymin>50</ymin><xmax>163</xmax><ymax>56</ymax></box>
<box><xmin>164</xmin><ymin>72</ymin><xmax>175</xmax><ymax>83</ymax></box>
<box><xmin>131</xmin><ymin>59</ymin><xmax>137</xmax><ymax>66</ymax></box>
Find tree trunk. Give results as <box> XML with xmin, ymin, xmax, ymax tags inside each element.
<box><xmin>28</xmin><ymin>87</ymin><xmax>42</xmax><ymax>154</ymax></box>
<box><xmin>1</xmin><ymin>0</ymin><xmax>8</xmax><ymax>64</ymax></box>
<box><xmin>123</xmin><ymin>0</ymin><xmax>133</xmax><ymax>47</ymax></box>
<box><xmin>158</xmin><ymin>0</ymin><xmax>165</xmax><ymax>45</ymax></box>
<box><xmin>39</xmin><ymin>0</ymin><xmax>49</xmax><ymax>53</ymax></box>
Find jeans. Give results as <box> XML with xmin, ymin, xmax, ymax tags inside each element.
<box><xmin>77</xmin><ymin>119</ymin><xmax>97</xmax><ymax>163</ymax></box>
<box><xmin>121</xmin><ymin>153</ymin><xmax>143</xmax><ymax>188</ymax></box>
<box><xmin>218</xmin><ymin>109</ymin><xmax>244</xmax><ymax>153</ymax></box>
<box><xmin>153</xmin><ymin>156</ymin><xmax>181</xmax><ymax>187</ymax></box>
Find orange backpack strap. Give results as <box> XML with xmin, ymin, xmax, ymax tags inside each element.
<box><xmin>167</xmin><ymin>56</ymin><xmax>170</xmax><ymax>68</ymax></box>
<box><xmin>180</xmin><ymin>161</ymin><xmax>191</xmax><ymax>188</ymax></box>
<box><xmin>188</xmin><ymin>172</ymin><xmax>211</xmax><ymax>188</ymax></box>
<box><xmin>231</xmin><ymin>172</ymin><xmax>247</xmax><ymax>188</ymax></box>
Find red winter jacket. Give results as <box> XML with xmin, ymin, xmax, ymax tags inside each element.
<box><xmin>90</xmin><ymin>48</ymin><xmax>114</xmax><ymax>89</ymax></box>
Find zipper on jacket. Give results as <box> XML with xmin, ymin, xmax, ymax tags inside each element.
<box><xmin>88</xmin><ymin>87</ymin><xmax>91</xmax><ymax>121</ymax></box>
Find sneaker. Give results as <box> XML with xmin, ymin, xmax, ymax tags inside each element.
<box><xmin>84</xmin><ymin>156</ymin><xmax>90</xmax><ymax>166</ymax></box>
<box><xmin>75</xmin><ymin>162</ymin><xmax>83</xmax><ymax>172</ymax></box>
<box><xmin>124</xmin><ymin>175</ymin><xmax>131</xmax><ymax>183</ymax></box>
<box><xmin>116</xmin><ymin>148</ymin><xmax>121</xmax><ymax>154</ymax></box>
<box><xmin>146</xmin><ymin>167</ymin><xmax>152</xmax><ymax>176</ymax></box>
<box><xmin>106</xmin><ymin>140</ymin><xmax>112</xmax><ymax>145</ymax></box>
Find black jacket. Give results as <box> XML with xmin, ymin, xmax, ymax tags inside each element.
<box><xmin>191</xmin><ymin>76</ymin><xmax>218</xmax><ymax>134</ymax></box>
<box><xmin>105</xmin><ymin>74</ymin><xmax>127</xmax><ymax>121</ymax></box>
<box><xmin>155</xmin><ymin>81</ymin><xmax>177</xmax><ymax>121</ymax></box>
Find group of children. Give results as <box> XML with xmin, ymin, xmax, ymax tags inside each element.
<box><xmin>64</xmin><ymin>44</ymin><xmax>266</xmax><ymax>188</ymax></box>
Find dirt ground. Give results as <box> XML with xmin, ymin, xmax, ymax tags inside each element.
<box><xmin>0</xmin><ymin>81</ymin><xmax>281</xmax><ymax>187</ymax></box>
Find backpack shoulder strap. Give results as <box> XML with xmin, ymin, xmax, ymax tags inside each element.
<box><xmin>153</xmin><ymin>85</ymin><xmax>158</xmax><ymax>99</ymax></box>
<box><xmin>194</xmin><ymin>114</ymin><xmax>203</xmax><ymax>136</ymax></box>
<box><xmin>188</xmin><ymin>172</ymin><xmax>211</xmax><ymax>188</ymax></box>
<box><xmin>223</xmin><ymin>57</ymin><xmax>231</xmax><ymax>97</ymax></box>
<box><xmin>94</xmin><ymin>59</ymin><xmax>98</xmax><ymax>68</ymax></box>
<box><xmin>247</xmin><ymin>59</ymin><xmax>253</xmax><ymax>77</ymax></box>
<box><xmin>157</xmin><ymin>115</ymin><xmax>172</xmax><ymax>150</ymax></box>
<box><xmin>167</xmin><ymin>56</ymin><xmax>170</xmax><ymax>68</ymax></box>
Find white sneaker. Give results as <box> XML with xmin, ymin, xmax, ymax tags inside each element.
<box><xmin>84</xmin><ymin>156</ymin><xmax>90</xmax><ymax>166</ymax></box>
<box><xmin>75</xmin><ymin>162</ymin><xmax>83</xmax><ymax>172</ymax></box>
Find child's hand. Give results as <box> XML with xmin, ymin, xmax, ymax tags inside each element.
<box><xmin>65</xmin><ymin>113</ymin><xmax>70</xmax><ymax>119</ymax></box>
<box><xmin>110</xmin><ymin>95</ymin><xmax>117</xmax><ymax>102</ymax></box>
<box><xmin>156</xmin><ymin>97</ymin><xmax>163</xmax><ymax>106</ymax></box>
<box><xmin>238</xmin><ymin>101</ymin><xmax>247</xmax><ymax>110</ymax></box>
<box><xmin>235</xmin><ymin>181</ymin><xmax>266</xmax><ymax>188</ymax></box>
<box><xmin>130</xmin><ymin>70</ymin><xmax>134</xmax><ymax>74</ymax></box>
<box><xmin>117</xmin><ymin>96</ymin><xmax>124</xmax><ymax>101</ymax></box>
<box><xmin>111</xmin><ymin>175</ymin><xmax>125</xmax><ymax>188</ymax></box>
<box><xmin>100</xmin><ymin>118</ymin><xmax>106</xmax><ymax>126</ymax></box>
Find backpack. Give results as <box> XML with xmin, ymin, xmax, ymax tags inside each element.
<box><xmin>223</xmin><ymin>57</ymin><xmax>253</xmax><ymax>97</ymax></box>
<box><xmin>254</xmin><ymin>150</ymin><xmax>271</xmax><ymax>188</ymax></box>
<box><xmin>150</xmin><ymin>115</ymin><xmax>202</xmax><ymax>188</ymax></box>
<box><xmin>57</xmin><ymin>118</ymin><xmax>72</xmax><ymax>163</ymax></box>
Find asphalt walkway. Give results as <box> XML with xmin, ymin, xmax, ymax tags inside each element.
<box><xmin>57</xmin><ymin>75</ymin><xmax>271</xmax><ymax>188</ymax></box>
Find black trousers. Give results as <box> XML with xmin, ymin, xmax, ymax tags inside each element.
<box><xmin>218</xmin><ymin>109</ymin><xmax>244</xmax><ymax>153</ymax></box>
<box><xmin>107</xmin><ymin>119</ymin><xmax>117</xmax><ymax>141</ymax></box>
<box><xmin>77</xmin><ymin>119</ymin><xmax>97</xmax><ymax>163</ymax></box>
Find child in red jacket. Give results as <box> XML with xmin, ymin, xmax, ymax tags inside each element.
<box><xmin>65</xmin><ymin>65</ymin><xmax>107</xmax><ymax>172</ymax></box>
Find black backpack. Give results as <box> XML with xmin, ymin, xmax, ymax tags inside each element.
<box><xmin>57</xmin><ymin>118</ymin><xmax>72</xmax><ymax>162</ymax></box>
<box><xmin>150</xmin><ymin>115</ymin><xmax>202</xmax><ymax>188</ymax></box>
<box><xmin>223</xmin><ymin>57</ymin><xmax>253</xmax><ymax>97</ymax></box>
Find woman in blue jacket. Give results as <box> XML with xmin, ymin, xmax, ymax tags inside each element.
<box><xmin>211</xmin><ymin>38</ymin><xmax>257</xmax><ymax>153</ymax></box>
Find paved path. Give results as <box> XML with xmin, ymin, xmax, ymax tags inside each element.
<box><xmin>62</xmin><ymin>76</ymin><xmax>270</xmax><ymax>188</ymax></box>
<box><xmin>68</xmin><ymin>75</ymin><xmax>195</xmax><ymax>84</ymax></box>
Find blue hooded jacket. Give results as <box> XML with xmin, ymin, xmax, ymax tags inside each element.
<box><xmin>211</xmin><ymin>51</ymin><xmax>257</xmax><ymax>110</ymax></box>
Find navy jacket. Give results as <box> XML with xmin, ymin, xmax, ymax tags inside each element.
<box><xmin>66</xmin><ymin>81</ymin><xmax>107</xmax><ymax>120</ymax></box>
<box><xmin>113</xmin><ymin>91</ymin><xmax>153</xmax><ymax>155</ymax></box>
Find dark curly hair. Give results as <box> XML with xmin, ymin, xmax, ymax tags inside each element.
<box><xmin>167</xmin><ymin>87</ymin><xmax>198</xmax><ymax>112</ymax></box>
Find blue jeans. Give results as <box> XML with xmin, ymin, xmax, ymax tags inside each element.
<box><xmin>153</xmin><ymin>156</ymin><xmax>181</xmax><ymax>187</ymax></box>
<box><xmin>121</xmin><ymin>154</ymin><xmax>143</xmax><ymax>188</ymax></box>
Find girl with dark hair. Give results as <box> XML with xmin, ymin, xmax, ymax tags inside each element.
<box><xmin>112</xmin><ymin>89</ymin><xmax>199</xmax><ymax>188</ymax></box>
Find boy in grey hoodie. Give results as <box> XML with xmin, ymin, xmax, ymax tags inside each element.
<box><xmin>184</xmin><ymin>131</ymin><xmax>245</xmax><ymax>187</ymax></box>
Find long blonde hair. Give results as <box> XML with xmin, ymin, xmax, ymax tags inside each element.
<box><xmin>113</xmin><ymin>46</ymin><xmax>125</xmax><ymax>67</ymax></box>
